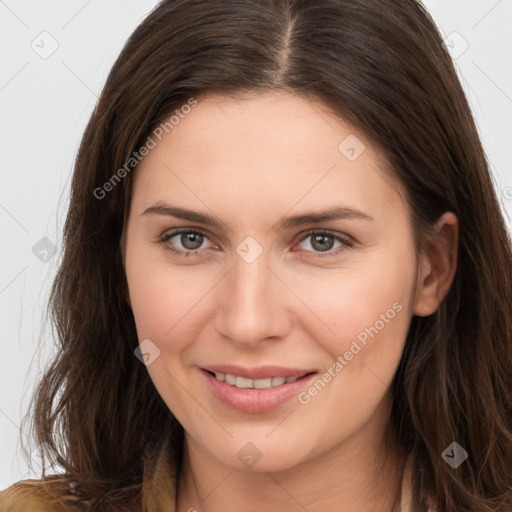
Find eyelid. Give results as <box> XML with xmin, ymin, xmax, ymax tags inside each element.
<box><xmin>298</xmin><ymin>228</ymin><xmax>353</xmax><ymax>243</ymax></box>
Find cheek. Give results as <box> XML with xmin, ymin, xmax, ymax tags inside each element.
<box><xmin>125</xmin><ymin>240</ymin><xmax>216</xmax><ymax>343</ymax></box>
<box><xmin>293</xmin><ymin>264</ymin><xmax>413</xmax><ymax>438</ymax></box>
<box><xmin>287</xmin><ymin>245</ymin><xmax>416</xmax><ymax>391</ymax></box>
<box><xmin>124</xmin><ymin>244</ymin><xmax>211</xmax><ymax>419</ymax></box>
<box><xmin>296</xmin><ymin>253</ymin><xmax>413</xmax><ymax>335</ymax></box>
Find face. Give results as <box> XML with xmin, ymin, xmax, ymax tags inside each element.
<box><xmin>123</xmin><ymin>91</ymin><xmax>422</xmax><ymax>473</ymax></box>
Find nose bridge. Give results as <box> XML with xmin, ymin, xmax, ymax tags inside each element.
<box><xmin>215</xmin><ymin>247</ymin><xmax>289</xmax><ymax>346</ymax></box>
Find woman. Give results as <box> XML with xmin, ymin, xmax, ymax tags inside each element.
<box><xmin>1</xmin><ymin>0</ymin><xmax>511</xmax><ymax>511</ymax></box>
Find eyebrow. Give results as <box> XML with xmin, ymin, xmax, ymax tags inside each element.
<box><xmin>277</xmin><ymin>207</ymin><xmax>373</xmax><ymax>229</ymax></box>
<box><xmin>141</xmin><ymin>202</ymin><xmax>373</xmax><ymax>229</ymax></box>
<box><xmin>141</xmin><ymin>203</ymin><xmax>228</xmax><ymax>228</ymax></box>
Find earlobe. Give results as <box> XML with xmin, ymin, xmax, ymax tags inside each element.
<box><xmin>413</xmin><ymin>212</ymin><xmax>458</xmax><ymax>317</ymax></box>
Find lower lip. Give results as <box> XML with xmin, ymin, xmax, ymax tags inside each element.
<box><xmin>201</xmin><ymin>370</ymin><xmax>317</xmax><ymax>414</ymax></box>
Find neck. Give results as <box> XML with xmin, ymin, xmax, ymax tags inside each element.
<box><xmin>176</xmin><ymin>405</ymin><xmax>407</xmax><ymax>512</ymax></box>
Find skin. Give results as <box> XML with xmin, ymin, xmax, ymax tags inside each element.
<box><xmin>122</xmin><ymin>91</ymin><xmax>458</xmax><ymax>512</ymax></box>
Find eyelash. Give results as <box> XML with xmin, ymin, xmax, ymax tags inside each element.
<box><xmin>158</xmin><ymin>228</ymin><xmax>354</xmax><ymax>259</ymax></box>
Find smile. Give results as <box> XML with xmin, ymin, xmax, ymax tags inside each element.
<box><xmin>201</xmin><ymin>366</ymin><xmax>318</xmax><ymax>414</ymax></box>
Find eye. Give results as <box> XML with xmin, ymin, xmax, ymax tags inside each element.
<box><xmin>159</xmin><ymin>228</ymin><xmax>214</xmax><ymax>256</ymax></box>
<box><xmin>158</xmin><ymin>228</ymin><xmax>353</xmax><ymax>258</ymax></box>
<box><xmin>298</xmin><ymin>230</ymin><xmax>353</xmax><ymax>256</ymax></box>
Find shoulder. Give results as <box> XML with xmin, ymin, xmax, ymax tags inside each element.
<box><xmin>0</xmin><ymin>476</ymin><xmax>83</xmax><ymax>512</ymax></box>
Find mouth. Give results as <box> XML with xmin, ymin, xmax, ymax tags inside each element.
<box><xmin>200</xmin><ymin>365</ymin><xmax>318</xmax><ymax>414</ymax></box>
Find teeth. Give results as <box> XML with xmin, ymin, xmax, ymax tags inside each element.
<box><xmin>271</xmin><ymin>376</ymin><xmax>286</xmax><ymax>386</ymax></box>
<box><xmin>212</xmin><ymin>372</ymin><xmax>303</xmax><ymax>389</ymax></box>
<box><xmin>254</xmin><ymin>378</ymin><xmax>272</xmax><ymax>389</ymax></box>
<box><xmin>224</xmin><ymin>373</ymin><xmax>236</xmax><ymax>385</ymax></box>
<box><xmin>236</xmin><ymin>376</ymin><xmax>253</xmax><ymax>388</ymax></box>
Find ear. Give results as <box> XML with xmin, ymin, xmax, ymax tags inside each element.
<box><xmin>413</xmin><ymin>212</ymin><xmax>458</xmax><ymax>317</ymax></box>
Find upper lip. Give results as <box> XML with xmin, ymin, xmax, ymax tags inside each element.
<box><xmin>202</xmin><ymin>365</ymin><xmax>316</xmax><ymax>380</ymax></box>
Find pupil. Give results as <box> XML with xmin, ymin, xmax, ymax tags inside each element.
<box><xmin>312</xmin><ymin>234</ymin><xmax>333</xmax><ymax>252</ymax></box>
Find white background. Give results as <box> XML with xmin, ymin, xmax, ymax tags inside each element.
<box><xmin>1</xmin><ymin>0</ymin><xmax>511</xmax><ymax>488</ymax></box>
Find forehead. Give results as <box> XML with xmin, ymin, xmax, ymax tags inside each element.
<box><xmin>146</xmin><ymin>91</ymin><xmax>365</xmax><ymax>171</ymax></box>
<box><xmin>130</xmin><ymin>91</ymin><xmax>407</xmax><ymax>224</ymax></box>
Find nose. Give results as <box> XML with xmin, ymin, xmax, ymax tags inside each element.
<box><xmin>214</xmin><ymin>248</ymin><xmax>292</xmax><ymax>348</ymax></box>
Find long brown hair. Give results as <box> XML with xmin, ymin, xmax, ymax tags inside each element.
<box><xmin>23</xmin><ymin>0</ymin><xmax>512</xmax><ymax>510</ymax></box>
